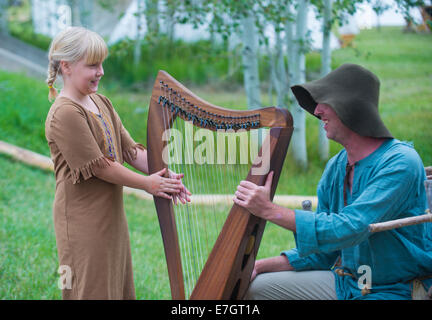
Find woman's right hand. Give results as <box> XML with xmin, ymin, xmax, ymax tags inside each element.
<box><xmin>146</xmin><ymin>168</ymin><xmax>182</xmax><ymax>199</ymax></box>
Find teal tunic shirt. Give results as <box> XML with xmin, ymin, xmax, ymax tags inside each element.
<box><xmin>283</xmin><ymin>139</ymin><xmax>432</xmax><ymax>300</ymax></box>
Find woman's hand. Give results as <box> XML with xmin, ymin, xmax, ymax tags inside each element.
<box><xmin>146</xmin><ymin>168</ymin><xmax>183</xmax><ymax>200</ymax></box>
<box><xmin>168</xmin><ymin>169</ymin><xmax>192</xmax><ymax>205</ymax></box>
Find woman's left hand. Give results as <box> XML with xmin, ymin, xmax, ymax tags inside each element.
<box><xmin>168</xmin><ymin>169</ymin><xmax>192</xmax><ymax>205</ymax></box>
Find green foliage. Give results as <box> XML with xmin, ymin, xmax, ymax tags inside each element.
<box><xmin>8</xmin><ymin>20</ymin><xmax>51</xmax><ymax>51</ymax></box>
<box><xmin>1</xmin><ymin>27</ymin><xmax>431</xmax><ymax>195</ymax></box>
<box><xmin>332</xmin><ymin>27</ymin><xmax>432</xmax><ymax>166</ymax></box>
<box><xmin>7</xmin><ymin>1</ymin><xmax>52</xmax><ymax>51</ymax></box>
<box><xmin>1</xmin><ymin>26</ymin><xmax>431</xmax><ymax>299</ymax></box>
<box><xmin>0</xmin><ymin>71</ymin><xmax>51</xmax><ymax>156</ymax></box>
<box><xmin>103</xmin><ymin>37</ymin><xmax>247</xmax><ymax>89</ymax></box>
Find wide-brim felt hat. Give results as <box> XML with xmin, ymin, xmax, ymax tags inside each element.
<box><xmin>291</xmin><ymin>63</ymin><xmax>393</xmax><ymax>139</ymax></box>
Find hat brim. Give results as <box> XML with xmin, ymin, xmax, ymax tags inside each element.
<box><xmin>291</xmin><ymin>84</ymin><xmax>319</xmax><ymax>118</ymax></box>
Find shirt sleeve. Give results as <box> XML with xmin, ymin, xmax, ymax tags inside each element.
<box><xmin>295</xmin><ymin>153</ymin><xmax>419</xmax><ymax>257</ymax></box>
<box><xmin>49</xmin><ymin>104</ymin><xmax>113</xmax><ymax>184</ymax></box>
<box><xmin>281</xmin><ymin>173</ymin><xmax>340</xmax><ymax>271</ymax></box>
<box><xmin>282</xmin><ymin>248</ymin><xmax>340</xmax><ymax>271</ymax></box>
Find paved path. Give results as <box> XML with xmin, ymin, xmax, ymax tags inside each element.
<box><xmin>0</xmin><ymin>33</ymin><xmax>48</xmax><ymax>79</ymax></box>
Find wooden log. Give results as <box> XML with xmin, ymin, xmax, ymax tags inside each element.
<box><xmin>369</xmin><ymin>211</ymin><xmax>432</xmax><ymax>233</ymax></box>
<box><xmin>1</xmin><ymin>138</ymin><xmax>430</xmax><ymax>220</ymax></box>
<box><xmin>0</xmin><ymin>140</ymin><xmax>53</xmax><ymax>171</ymax></box>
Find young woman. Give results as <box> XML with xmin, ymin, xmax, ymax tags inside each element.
<box><xmin>45</xmin><ymin>26</ymin><xmax>190</xmax><ymax>299</ymax></box>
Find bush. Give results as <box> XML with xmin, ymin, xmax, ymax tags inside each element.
<box><xmin>103</xmin><ymin>37</ymin><xmax>248</xmax><ymax>90</ymax></box>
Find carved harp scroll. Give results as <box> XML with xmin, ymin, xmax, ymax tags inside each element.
<box><xmin>147</xmin><ymin>70</ymin><xmax>293</xmax><ymax>300</ymax></box>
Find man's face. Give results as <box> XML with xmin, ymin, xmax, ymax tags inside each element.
<box><xmin>314</xmin><ymin>103</ymin><xmax>350</xmax><ymax>144</ymax></box>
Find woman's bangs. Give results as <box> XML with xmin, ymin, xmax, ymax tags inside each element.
<box><xmin>85</xmin><ymin>35</ymin><xmax>108</xmax><ymax>64</ymax></box>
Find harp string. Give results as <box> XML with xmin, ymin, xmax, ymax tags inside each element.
<box><xmin>161</xmin><ymin>83</ymin><xmax>195</xmax><ymax>296</ymax></box>
<box><xmin>158</xmin><ymin>82</ymin><xmax>255</xmax><ymax>298</ymax></box>
<box><xmin>170</xmin><ymin>90</ymin><xmax>198</xmax><ymax>296</ymax></box>
<box><xmin>171</xmin><ymin>89</ymin><xmax>209</xmax><ymax>297</ymax></box>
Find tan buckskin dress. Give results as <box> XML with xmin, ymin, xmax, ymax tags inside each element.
<box><xmin>45</xmin><ymin>93</ymin><xmax>144</xmax><ymax>299</ymax></box>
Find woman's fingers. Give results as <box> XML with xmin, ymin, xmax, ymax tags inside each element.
<box><xmin>184</xmin><ymin>185</ymin><xmax>192</xmax><ymax>196</ymax></box>
<box><xmin>157</xmin><ymin>191</ymin><xmax>172</xmax><ymax>200</ymax></box>
<box><xmin>154</xmin><ymin>169</ymin><xmax>192</xmax><ymax>204</ymax></box>
<box><xmin>156</xmin><ymin>167</ymin><xmax>167</xmax><ymax>176</ymax></box>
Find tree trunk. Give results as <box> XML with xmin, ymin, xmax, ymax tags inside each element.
<box><xmin>145</xmin><ymin>0</ymin><xmax>159</xmax><ymax>38</ymax></box>
<box><xmin>134</xmin><ymin>0</ymin><xmax>145</xmax><ymax>66</ymax></box>
<box><xmin>318</xmin><ymin>0</ymin><xmax>332</xmax><ymax>161</ymax></box>
<box><xmin>290</xmin><ymin>0</ymin><xmax>309</xmax><ymax>170</ymax></box>
<box><xmin>265</xmin><ymin>40</ymin><xmax>276</xmax><ymax>107</ymax></box>
<box><xmin>240</xmin><ymin>11</ymin><xmax>261</xmax><ymax>110</ymax></box>
<box><xmin>67</xmin><ymin>0</ymin><xmax>81</xmax><ymax>26</ymax></box>
<box><xmin>164</xmin><ymin>0</ymin><xmax>175</xmax><ymax>44</ymax></box>
<box><xmin>274</xmin><ymin>25</ymin><xmax>288</xmax><ymax>108</ymax></box>
<box><xmin>79</xmin><ymin>0</ymin><xmax>93</xmax><ymax>30</ymax></box>
<box><xmin>285</xmin><ymin>4</ymin><xmax>295</xmax><ymax>87</ymax></box>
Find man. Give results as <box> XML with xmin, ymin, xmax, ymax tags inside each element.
<box><xmin>233</xmin><ymin>64</ymin><xmax>432</xmax><ymax>300</ymax></box>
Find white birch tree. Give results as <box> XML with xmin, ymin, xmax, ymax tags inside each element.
<box><xmin>240</xmin><ymin>10</ymin><xmax>262</xmax><ymax>110</ymax></box>
<box><xmin>258</xmin><ymin>0</ymin><xmax>309</xmax><ymax>169</ymax></box>
<box><xmin>289</xmin><ymin>0</ymin><xmax>310</xmax><ymax>170</ymax></box>
<box><xmin>134</xmin><ymin>0</ymin><xmax>145</xmax><ymax>66</ymax></box>
<box><xmin>318</xmin><ymin>0</ymin><xmax>332</xmax><ymax>161</ymax></box>
<box><xmin>145</xmin><ymin>0</ymin><xmax>159</xmax><ymax>38</ymax></box>
<box><xmin>0</xmin><ymin>0</ymin><xmax>9</xmax><ymax>35</ymax></box>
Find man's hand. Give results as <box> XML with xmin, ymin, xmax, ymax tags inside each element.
<box><xmin>233</xmin><ymin>171</ymin><xmax>274</xmax><ymax>218</ymax></box>
<box><xmin>251</xmin><ymin>256</ymin><xmax>295</xmax><ymax>282</ymax></box>
<box><xmin>233</xmin><ymin>170</ymin><xmax>297</xmax><ymax>232</ymax></box>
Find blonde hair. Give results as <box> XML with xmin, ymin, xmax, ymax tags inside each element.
<box><xmin>46</xmin><ymin>27</ymin><xmax>108</xmax><ymax>101</ymax></box>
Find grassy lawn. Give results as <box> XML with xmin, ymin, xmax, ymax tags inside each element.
<box><xmin>0</xmin><ymin>26</ymin><xmax>431</xmax><ymax>299</ymax></box>
<box><xmin>0</xmin><ymin>154</ymin><xmax>294</xmax><ymax>299</ymax></box>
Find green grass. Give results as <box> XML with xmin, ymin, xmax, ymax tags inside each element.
<box><xmin>0</xmin><ymin>154</ymin><xmax>294</xmax><ymax>299</ymax></box>
<box><xmin>331</xmin><ymin>27</ymin><xmax>432</xmax><ymax>164</ymax></box>
<box><xmin>1</xmin><ymin>26</ymin><xmax>431</xmax><ymax>299</ymax></box>
<box><xmin>2</xmin><ymin>27</ymin><xmax>431</xmax><ymax>195</ymax></box>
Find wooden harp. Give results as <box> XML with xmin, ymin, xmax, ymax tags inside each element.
<box><xmin>147</xmin><ymin>70</ymin><xmax>293</xmax><ymax>299</ymax></box>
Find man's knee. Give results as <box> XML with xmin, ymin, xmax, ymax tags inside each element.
<box><xmin>244</xmin><ymin>271</ymin><xmax>298</xmax><ymax>300</ymax></box>
<box><xmin>244</xmin><ymin>270</ymin><xmax>337</xmax><ymax>300</ymax></box>
<box><xmin>244</xmin><ymin>273</ymin><xmax>276</xmax><ymax>300</ymax></box>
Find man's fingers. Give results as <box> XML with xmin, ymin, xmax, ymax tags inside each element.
<box><xmin>233</xmin><ymin>196</ymin><xmax>247</xmax><ymax>207</ymax></box>
<box><xmin>236</xmin><ymin>185</ymin><xmax>250</xmax><ymax>195</ymax></box>
<box><xmin>239</xmin><ymin>180</ymin><xmax>258</xmax><ymax>190</ymax></box>
<box><xmin>234</xmin><ymin>190</ymin><xmax>248</xmax><ymax>201</ymax></box>
<box><xmin>264</xmin><ymin>171</ymin><xmax>274</xmax><ymax>189</ymax></box>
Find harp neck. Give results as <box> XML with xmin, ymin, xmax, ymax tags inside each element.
<box><xmin>152</xmin><ymin>70</ymin><xmax>293</xmax><ymax>130</ymax></box>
